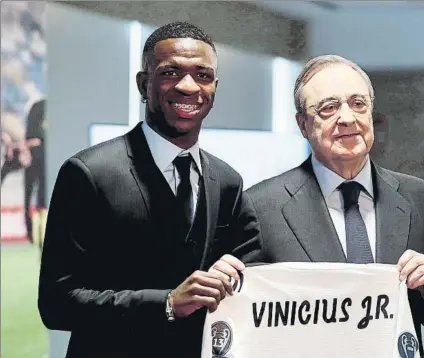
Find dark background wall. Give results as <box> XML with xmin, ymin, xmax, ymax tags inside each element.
<box><xmin>370</xmin><ymin>72</ymin><xmax>424</xmax><ymax>179</ymax></box>
<box><xmin>59</xmin><ymin>1</ymin><xmax>307</xmax><ymax>60</ymax></box>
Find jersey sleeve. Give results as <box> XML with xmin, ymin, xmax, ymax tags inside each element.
<box><xmin>392</xmin><ymin>280</ymin><xmax>420</xmax><ymax>358</ymax></box>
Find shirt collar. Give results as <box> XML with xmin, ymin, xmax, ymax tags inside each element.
<box><xmin>141</xmin><ymin>121</ymin><xmax>202</xmax><ymax>175</ymax></box>
<box><xmin>311</xmin><ymin>152</ymin><xmax>374</xmax><ymax>199</ymax></box>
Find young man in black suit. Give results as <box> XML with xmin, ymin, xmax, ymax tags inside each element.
<box><xmin>38</xmin><ymin>22</ymin><xmax>257</xmax><ymax>358</ymax></box>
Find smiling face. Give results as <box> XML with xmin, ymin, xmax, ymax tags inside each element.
<box><xmin>296</xmin><ymin>64</ymin><xmax>375</xmax><ymax>168</ymax></box>
<box><xmin>137</xmin><ymin>38</ymin><xmax>218</xmax><ymax>144</ymax></box>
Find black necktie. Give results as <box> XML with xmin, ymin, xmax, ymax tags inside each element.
<box><xmin>173</xmin><ymin>155</ymin><xmax>193</xmax><ymax>235</ymax></box>
<box><xmin>339</xmin><ymin>182</ymin><xmax>374</xmax><ymax>264</ymax></box>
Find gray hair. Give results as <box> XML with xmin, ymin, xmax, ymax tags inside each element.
<box><xmin>294</xmin><ymin>55</ymin><xmax>375</xmax><ymax>114</ymax></box>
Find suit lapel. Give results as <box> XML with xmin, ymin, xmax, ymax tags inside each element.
<box><xmin>124</xmin><ymin>122</ymin><xmax>174</xmax><ymax>219</ymax></box>
<box><xmin>198</xmin><ymin>151</ymin><xmax>220</xmax><ymax>269</ymax></box>
<box><xmin>373</xmin><ymin>164</ymin><xmax>411</xmax><ymax>264</ymax></box>
<box><xmin>282</xmin><ymin>159</ymin><xmax>346</xmax><ymax>263</ymax></box>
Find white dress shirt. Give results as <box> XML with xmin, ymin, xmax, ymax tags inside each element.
<box><xmin>311</xmin><ymin>153</ymin><xmax>376</xmax><ymax>260</ymax></box>
<box><xmin>142</xmin><ymin>121</ymin><xmax>202</xmax><ymax>221</ymax></box>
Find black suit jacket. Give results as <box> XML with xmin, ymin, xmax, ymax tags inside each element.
<box><xmin>233</xmin><ymin>157</ymin><xmax>424</xmax><ymax>352</ymax></box>
<box><xmin>38</xmin><ymin>123</ymin><xmax>257</xmax><ymax>357</ymax></box>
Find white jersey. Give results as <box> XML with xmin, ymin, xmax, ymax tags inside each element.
<box><xmin>202</xmin><ymin>262</ymin><xmax>419</xmax><ymax>358</ymax></box>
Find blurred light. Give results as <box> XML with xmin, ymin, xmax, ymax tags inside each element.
<box><xmin>199</xmin><ymin>128</ymin><xmax>308</xmax><ymax>189</ymax></box>
<box><xmin>129</xmin><ymin>21</ymin><xmax>142</xmax><ymax>127</ymax></box>
<box><xmin>272</xmin><ymin>57</ymin><xmax>303</xmax><ymax>134</ymax></box>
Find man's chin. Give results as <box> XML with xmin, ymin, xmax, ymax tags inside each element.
<box><xmin>333</xmin><ymin>150</ymin><xmax>367</xmax><ymax>162</ymax></box>
<box><xmin>332</xmin><ymin>142</ymin><xmax>368</xmax><ymax>156</ymax></box>
<box><xmin>167</xmin><ymin>117</ymin><xmax>201</xmax><ymax>133</ymax></box>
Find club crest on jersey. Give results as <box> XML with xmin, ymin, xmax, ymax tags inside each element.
<box><xmin>398</xmin><ymin>331</ymin><xmax>418</xmax><ymax>358</ymax></box>
<box><xmin>211</xmin><ymin>321</ymin><xmax>233</xmax><ymax>357</ymax></box>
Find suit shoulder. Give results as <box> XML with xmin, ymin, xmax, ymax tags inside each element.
<box><xmin>247</xmin><ymin>175</ymin><xmax>283</xmax><ymax>198</ymax></box>
<box><xmin>386</xmin><ymin>170</ymin><xmax>424</xmax><ymax>204</ymax></box>
<box><xmin>246</xmin><ymin>167</ymin><xmax>297</xmax><ymax>200</ymax></box>
<box><xmin>384</xmin><ymin>168</ymin><xmax>424</xmax><ymax>191</ymax></box>
<box><xmin>201</xmin><ymin>150</ymin><xmax>242</xmax><ymax>183</ymax></box>
<box><xmin>65</xmin><ymin>135</ymin><xmax>127</xmax><ymax>172</ymax></box>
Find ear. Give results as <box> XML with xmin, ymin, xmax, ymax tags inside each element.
<box><xmin>136</xmin><ymin>71</ymin><xmax>148</xmax><ymax>101</ymax></box>
<box><xmin>211</xmin><ymin>78</ymin><xmax>219</xmax><ymax>108</ymax></box>
<box><xmin>296</xmin><ymin>113</ymin><xmax>308</xmax><ymax>139</ymax></box>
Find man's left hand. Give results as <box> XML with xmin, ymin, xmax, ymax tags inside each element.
<box><xmin>397</xmin><ymin>249</ymin><xmax>424</xmax><ymax>289</ymax></box>
<box><xmin>209</xmin><ymin>254</ymin><xmax>245</xmax><ymax>281</ymax></box>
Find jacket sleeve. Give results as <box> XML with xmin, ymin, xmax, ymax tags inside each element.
<box><xmin>231</xmin><ymin>191</ymin><xmax>264</xmax><ymax>264</ymax></box>
<box><xmin>38</xmin><ymin>157</ymin><xmax>171</xmax><ymax>332</ymax></box>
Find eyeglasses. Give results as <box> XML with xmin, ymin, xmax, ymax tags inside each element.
<box><xmin>307</xmin><ymin>95</ymin><xmax>374</xmax><ymax>118</ymax></box>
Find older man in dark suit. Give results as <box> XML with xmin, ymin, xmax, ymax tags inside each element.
<box><xmin>38</xmin><ymin>22</ymin><xmax>258</xmax><ymax>358</ymax></box>
<box><xmin>211</xmin><ymin>55</ymin><xmax>424</xmax><ymax>356</ymax></box>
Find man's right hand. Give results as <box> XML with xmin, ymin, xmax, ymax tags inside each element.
<box><xmin>170</xmin><ymin>270</ymin><xmax>234</xmax><ymax>318</ymax></box>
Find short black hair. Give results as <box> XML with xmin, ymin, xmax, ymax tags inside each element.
<box><xmin>142</xmin><ymin>21</ymin><xmax>216</xmax><ymax>70</ymax></box>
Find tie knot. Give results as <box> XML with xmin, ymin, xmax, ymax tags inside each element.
<box><xmin>173</xmin><ymin>155</ymin><xmax>192</xmax><ymax>177</ymax></box>
<box><xmin>339</xmin><ymin>181</ymin><xmax>362</xmax><ymax>208</ymax></box>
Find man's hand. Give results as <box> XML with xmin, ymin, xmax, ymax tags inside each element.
<box><xmin>171</xmin><ymin>270</ymin><xmax>234</xmax><ymax>318</ymax></box>
<box><xmin>209</xmin><ymin>254</ymin><xmax>245</xmax><ymax>281</ymax></box>
<box><xmin>397</xmin><ymin>249</ymin><xmax>424</xmax><ymax>289</ymax></box>
<box><xmin>1</xmin><ymin>132</ymin><xmax>14</xmax><ymax>161</ymax></box>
